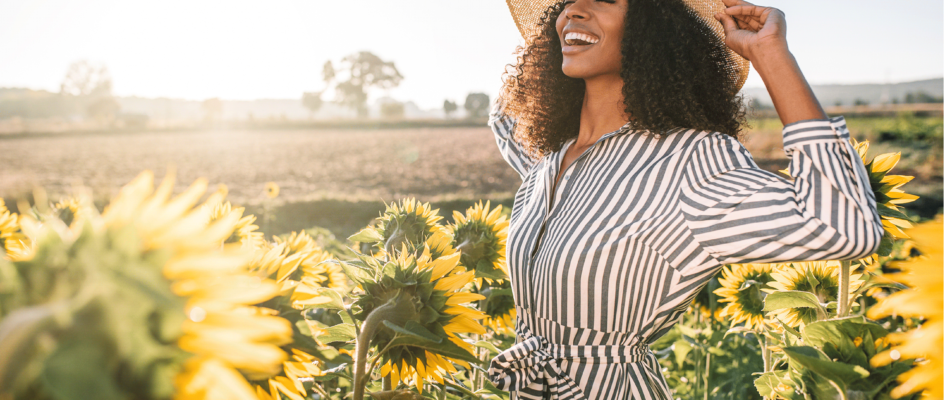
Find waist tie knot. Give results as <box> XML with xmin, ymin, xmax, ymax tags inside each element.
<box><xmin>487</xmin><ymin>329</ymin><xmax>651</xmax><ymax>399</ymax></box>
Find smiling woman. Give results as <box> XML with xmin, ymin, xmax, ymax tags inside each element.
<box><xmin>497</xmin><ymin>0</ymin><xmax>750</xmax><ymax>161</ymax></box>
<box><xmin>485</xmin><ymin>0</ymin><xmax>884</xmax><ymax>399</ymax></box>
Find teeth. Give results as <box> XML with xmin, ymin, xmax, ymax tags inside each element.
<box><xmin>564</xmin><ymin>32</ymin><xmax>599</xmax><ymax>44</ymax></box>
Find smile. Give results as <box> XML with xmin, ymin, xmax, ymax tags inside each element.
<box><xmin>561</xmin><ymin>31</ymin><xmax>600</xmax><ymax>54</ymax></box>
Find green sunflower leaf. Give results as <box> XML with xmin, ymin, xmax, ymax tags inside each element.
<box><xmin>781</xmin><ymin>346</ymin><xmax>869</xmax><ymax>388</ymax></box>
<box><xmin>474</xmin><ymin>260</ymin><xmax>508</xmax><ymax>281</ymax></box>
<box><xmin>876</xmin><ymin>203</ymin><xmax>912</xmax><ymax>221</ymax></box>
<box><xmin>302</xmin><ymin>287</ymin><xmax>346</xmax><ymax>310</ymax></box>
<box><xmin>763</xmin><ymin>291</ymin><xmax>828</xmax><ymax>317</ymax></box>
<box><xmin>473</xmin><ymin>340</ymin><xmax>501</xmax><ymax>355</ymax></box>
<box><xmin>338</xmin><ymin>260</ymin><xmax>374</xmax><ymax>285</ymax></box>
<box><xmin>387</xmin><ymin>334</ymin><xmax>481</xmax><ymax>365</ymax></box>
<box><xmin>382</xmin><ymin>320</ymin><xmax>442</xmax><ymax>343</ymax></box>
<box><xmin>41</xmin><ymin>337</ymin><xmax>126</xmax><ymax>400</ymax></box>
<box><xmin>316</xmin><ymin>323</ymin><xmax>357</xmax><ymax>344</ymax></box>
<box><xmin>754</xmin><ymin>371</ymin><xmax>803</xmax><ymax>400</ymax></box>
<box><xmin>876</xmin><ymin>230</ymin><xmax>895</xmax><ymax>257</ymax></box>
<box><xmin>348</xmin><ymin>227</ymin><xmax>384</xmax><ymax>244</ymax></box>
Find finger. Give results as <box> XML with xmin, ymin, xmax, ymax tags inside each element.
<box><xmin>733</xmin><ymin>14</ymin><xmax>763</xmax><ymax>31</ymax></box>
<box><xmin>724</xmin><ymin>5</ymin><xmax>767</xmax><ymax>18</ymax></box>
<box><xmin>730</xmin><ymin>15</ymin><xmax>751</xmax><ymax>30</ymax></box>
<box><xmin>714</xmin><ymin>12</ymin><xmax>741</xmax><ymax>35</ymax></box>
<box><xmin>721</xmin><ymin>0</ymin><xmax>755</xmax><ymax>7</ymax></box>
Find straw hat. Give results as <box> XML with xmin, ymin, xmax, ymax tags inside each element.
<box><xmin>504</xmin><ymin>0</ymin><xmax>750</xmax><ymax>92</ymax></box>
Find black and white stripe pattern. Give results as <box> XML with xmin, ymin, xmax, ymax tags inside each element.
<box><xmin>485</xmin><ymin>100</ymin><xmax>883</xmax><ymax>399</ymax></box>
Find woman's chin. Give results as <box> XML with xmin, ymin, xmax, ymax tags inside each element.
<box><xmin>560</xmin><ymin>63</ymin><xmax>596</xmax><ymax>79</ymax></box>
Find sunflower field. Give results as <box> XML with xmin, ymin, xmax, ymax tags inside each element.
<box><xmin>0</xmin><ymin>137</ymin><xmax>942</xmax><ymax>400</ymax></box>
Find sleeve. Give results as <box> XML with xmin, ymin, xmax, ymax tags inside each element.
<box><xmin>489</xmin><ymin>98</ymin><xmax>535</xmax><ymax>180</ymax></box>
<box><xmin>679</xmin><ymin>116</ymin><xmax>884</xmax><ymax>265</ymax></box>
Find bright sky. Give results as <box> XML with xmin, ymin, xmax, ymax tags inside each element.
<box><xmin>0</xmin><ymin>0</ymin><xmax>942</xmax><ymax>109</ymax></box>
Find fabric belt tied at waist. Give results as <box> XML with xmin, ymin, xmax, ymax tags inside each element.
<box><xmin>487</xmin><ymin>333</ymin><xmax>652</xmax><ymax>399</ymax></box>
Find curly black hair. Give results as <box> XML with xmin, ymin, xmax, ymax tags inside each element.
<box><xmin>498</xmin><ymin>0</ymin><xmax>748</xmax><ymax>159</ymax></box>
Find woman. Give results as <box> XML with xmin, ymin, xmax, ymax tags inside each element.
<box><xmin>485</xmin><ymin>0</ymin><xmax>884</xmax><ymax>399</ymax></box>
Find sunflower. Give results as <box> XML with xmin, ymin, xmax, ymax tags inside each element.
<box><xmin>102</xmin><ymin>171</ymin><xmax>293</xmax><ymax>391</ymax></box>
<box><xmin>714</xmin><ymin>263</ymin><xmax>778</xmax><ymax>331</ymax></box>
<box><xmin>2</xmin><ymin>169</ymin><xmax>292</xmax><ymax>400</ymax></box>
<box><xmin>254</xmin><ymin>348</ymin><xmax>327</xmax><ymax>400</ymax></box>
<box><xmin>265</xmin><ymin>182</ymin><xmax>280</xmax><ymax>199</ymax></box>
<box><xmin>764</xmin><ymin>261</ymin><xmax>865</xmax><ymax>328</ymax></box>
<box><xmin>853</xmin><ymin>140</ymin><xmax>919</xmax><ymax>240</ymax></box>
<box><xmin>352</xmin><ymin>246</ymin><xmax>485</xmax><ymax>393</ymax></box>
<box><xmin>372</xmin><ymin>198</ymin><xmax>443</xmax><ymax>256</ymax></box>
<box><xmin>242</xmin><ymin>234</ymin><xmax>341</xmax><ymax>400</ymax></box>
<box><xmin>867</xmin><ymin>215</ymin><xmax>944</xmax><ymax>399</ymax></box>
<box><xmin>780</xmin><ymin>138</ymin><xmax>918</xmax><ymax>255</ymax></box>
<box><xmin>448</xmin><ymin>201</ymin><xmax>515</xmax><ymax>334</ymax></box>
<box><xmin>0</xmin><ymin>198</ymin><xmax>25</xmax><ymax>254</ymax></box>
<box><xmin>449</xmin><ymin>201</ymin><xmax>509</xmax><ymax>282</ymax></box>
<box><xmin>424</xmin><ymin>228</ymin><xmax>459</xmax><ymax>263</ymax></box>
<box><xmin>0</xmin><ymin>198</ymin><xmax>28</xmax><ymax>260</ymax></box>
<box><xmin>478</xmin><ymin>279</ymin><xmax>517</xmax><ymax>333</ymax></box>
<box><xmin>274</xmin><ymin>231</ymin><xmax>348</xmax><ymax>306</ymax></box>
<box><xmin>247</xmin><ymin>232</ymin><xmax>346</xmax><ymax>310</ymax></box>
<box><xmin>207</xmin><ymin>201</ymin><xmax>265</xmax><ymax>250</ymax></box>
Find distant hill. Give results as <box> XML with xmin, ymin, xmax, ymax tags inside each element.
<box><xmin>741</xmin><ymin>78</ymin><xmax>943</xmax><ymax>108</ymax></box>
<box><xmin>0</xmin><ymin>89</ymin><xmax>455</xmax><ymax>122</ymax></box>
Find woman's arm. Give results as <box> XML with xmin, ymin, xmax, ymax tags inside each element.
<box><xmin>715</xmin><ymin>0</ymin><xmax>827</xmax><ymax>125</ymax></box>
<box><xmin>679</xmin><ymin>124</ymin><xmax>884</xmax><ymax>268</ymax></box>
<box><xmin>670</xmin><ymin>2</ymin><xmax>883</xmax><ymax>271</ymax></box>
<box><xmin>489</xmin><ymin>96</ymin><xmax>535</xmax><ymax>180</ymax></box>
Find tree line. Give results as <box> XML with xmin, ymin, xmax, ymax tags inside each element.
<box><xmin>301</xmin><ymin>51</ymin><xmax>491</xmax><ymax>120</ymax></box>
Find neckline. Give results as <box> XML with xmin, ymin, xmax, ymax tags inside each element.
<box><xmin>559</xmin><ymin>121</ymin><xmax>635</xmax><ymax>156</ymax></box>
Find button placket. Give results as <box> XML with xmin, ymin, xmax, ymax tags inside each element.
<box><xmin>523</xmin><ymin>124</ymin><xmax>634</xmax><ymax>314</ymax></box>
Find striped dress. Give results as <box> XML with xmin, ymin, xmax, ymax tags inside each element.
<box><xmin>484</xmin><ymin>99</ymin><xmax>884</xmax><ymax>400</ymax></box>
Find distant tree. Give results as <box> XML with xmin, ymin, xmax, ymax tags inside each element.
<box><xmin>202</xmin><ymin>98</ymin><xmax>223</xmax><ymax>123</ymax></box>
<box><xmin>834</xmin><ymin>100</ymin><xmax>843</xmax><ymax>107</ymax></box>
<box><xmin>464</xmin><ymin>92</ymin><xmax>490</xmax><ymax>119</ymax></box>
<box><xmin>302</xmin><ymin>91</ymin><xmax>323</xmax><ymax>119</ymax></box>
<box><xmin>323</xmin><ymin>52</ymin><xmax>403</xmax><ymax>118</ymax></box>
<box><xmin>854</xmin><ymin>98</ymin><xmax>869</xmax><ymax>106</ymax></box>
<box><xmin>750</xmin><ymin>98</ymin><xmax>772</xmax><ymax>110</ymax></box>
<box><xmin>443</xmin><ymin>99</ymin><xmax>458</xmax><ymax>119</ymax></box>
<box><xmin>60</xmin><ymin>60</ymin><xmax>119</xmax><ymax>122</ymax></box>
<box><xmin>380</xmin><ymin>101</ymin><xmax>405</xmax><ymax>119</ymax></box>
<box><xmin>904</xmin><ymin>91</ymin><xmax>943</xmax><ymax>104</ymax></box>
<box><xmin>322</xmin><ymin>61</ymin><xmax>335</xmax><ymax>84</ymax></box>
<box><xmin>86</xmin><ymin>79</ymin><xmax>119</xmax><ymax>122</ymax></box>
<box><xmin>60</xmin><ymin>60</ymin><xmax>111</xmax><ymax>97</ymax></box>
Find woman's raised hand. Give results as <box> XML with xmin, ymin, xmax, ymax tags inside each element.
<box><xmin>714</xmin><ymin>0</ymin><xmax>788</xmax><ymax>62</ymax></box>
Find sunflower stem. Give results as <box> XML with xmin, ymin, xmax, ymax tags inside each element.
<box><xmin>838</xmin><ymin>260</ymin><xmax>852</xmax><ymax>317</ymax></box>
<box><xmin>703</xmin><ymin>350</ymin><xmax>711</xmax><ymax>400</ymax></box>
<box><xmin>353</xmin><ymin>301</ymin><xmax>399</xmax><ymax>400</ymax></box>
<box><xmin>762</xmin><ymin>334</ymin><xmax>771</xmax><ymax>373</ymax></box>
<box><xmin>438</xmin><ymin>383</ymin><xmax>447</xmax><ymax>400</ymax></box>
<box><xmin>312</xmin><ymin>382</ymin><xmax>331</xmax><ymax>399</ymax></box>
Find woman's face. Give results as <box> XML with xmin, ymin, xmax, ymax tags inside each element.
<box><xmin>555</xmin><ymin>0</ymin><xmax>627</xmax><ymax>79</ymax></box>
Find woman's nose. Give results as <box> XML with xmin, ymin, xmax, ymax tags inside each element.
<box><xmin>563</xmin><ymin>0</ymin><xmax>589</xmax><ymax>19</ymax></box>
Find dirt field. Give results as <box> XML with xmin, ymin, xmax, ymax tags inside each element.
<box><xmin>0</xmin><ymin>127</ymin><xmax>524</xmax><ymax>206</ymax></box>
<box><xmin>2</xmin><ymin>124</ymin><xmax>940</xmax><ymax>236</ymax></box>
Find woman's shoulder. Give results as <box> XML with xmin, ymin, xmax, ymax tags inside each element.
<box><xmin>673</xmin><ymin>127</ymin><xmax>758</xmax><ymax>172</ymax></box>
